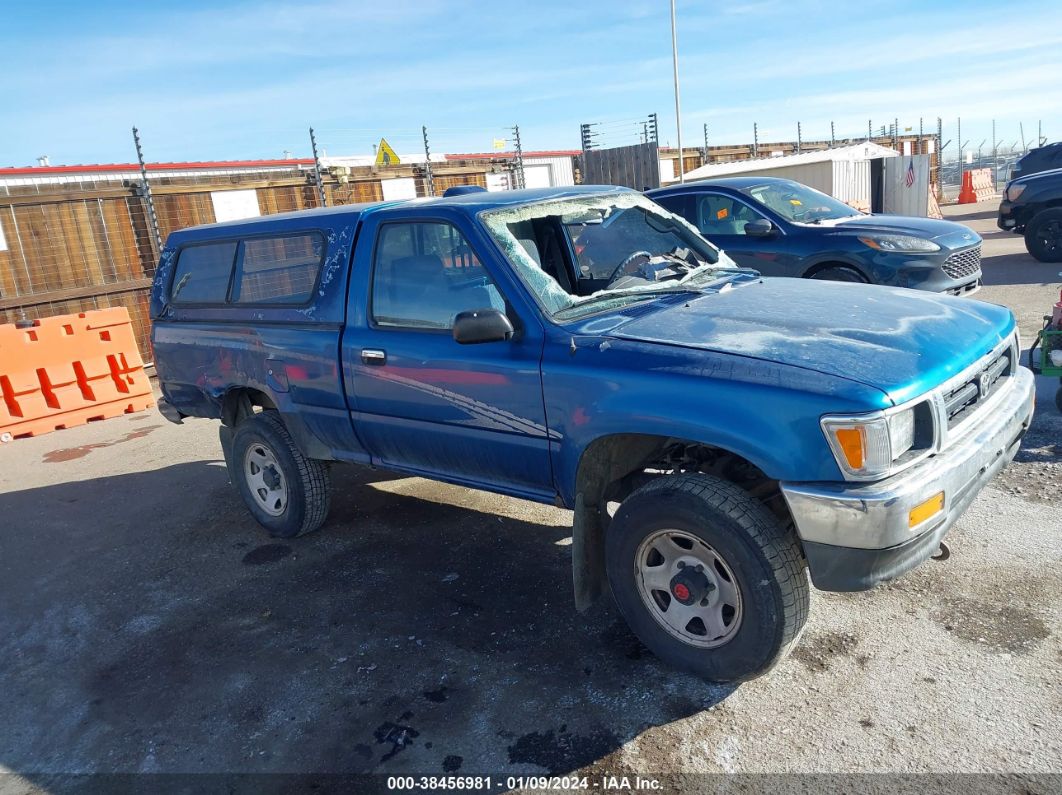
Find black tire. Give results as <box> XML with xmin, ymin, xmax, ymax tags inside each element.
<box><xmin>1024</xmin><ymin>208</ymin><xmax>1062</xmax><ymax>263</ymax></box>
<box><xmin>808</xmin><ymin>265</ymin><xmax>867</xmax><ymax>283</ymax></box>
<box><xmin>605</xmin><ymin>473</ymin><xmax>809</xmax><ymax>682</ymax></box>
<box><xmin>231</xmin><ymin>412</ymin><xmax>331</xmax><ymax>538</ymax></box>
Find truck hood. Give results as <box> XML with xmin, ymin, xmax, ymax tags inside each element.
<box><xmin>829</xmin><ymin>214</ymin><xmax>980</xmax><ymax>245</ymax></box>
<box><xmin>608</xmin><ymin>277</ymin><xmax>1013</xmax><ymax>405</ymax></box>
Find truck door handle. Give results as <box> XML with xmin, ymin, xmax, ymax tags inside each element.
<box><xmin>361</xmin><ymin>349</ymin><xmax>387</xmax><ymax>365</ymax></box>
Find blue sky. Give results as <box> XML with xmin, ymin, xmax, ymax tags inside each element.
<box><xmin>2</xmin><ymin>0</ymin><xmax>1060</xmax><ymax>166</ymax></box>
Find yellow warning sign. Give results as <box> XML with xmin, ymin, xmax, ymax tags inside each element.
<box><xmin>375</xmin><ymin>138</ymin><xmax>400</xmax><ymax>167</ymax></box>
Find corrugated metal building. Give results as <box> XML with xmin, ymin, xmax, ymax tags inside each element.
<box><xmin>675</xmin><ymin>143</ymin><xmax>900</xmax><ymax>211</ymax></box>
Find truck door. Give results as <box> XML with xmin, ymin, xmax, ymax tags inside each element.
<box><xmin>341</xmin><ymin>211</ymin><xmax>554</xmax><ymax>501</ymax></box>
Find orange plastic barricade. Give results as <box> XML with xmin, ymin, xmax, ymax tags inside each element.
<box><xmin>0</xmin><ymin>308</ymin><xmax>154</xmax><ymax>441</ymax></box>
<box><xmin>970</xmin><ymin>168</ymin><xmax>996</xmax><ymax>202</ymax></box>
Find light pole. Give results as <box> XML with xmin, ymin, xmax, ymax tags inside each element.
<box><xmin>670</xmin><ymin>0</ymin><xmax>684</xmax><ymax>183</ymax></box>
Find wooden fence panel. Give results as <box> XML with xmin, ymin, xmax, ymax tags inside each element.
<box><xmin>581</xmin><ymin>143</ymin><xmax>660</xmax><ymax>190</ymax></box>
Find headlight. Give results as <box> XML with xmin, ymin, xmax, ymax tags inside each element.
<box><xmin>822</xmin><ymin>404</ymin><xmax>929</xmax><ymax>480</ymax></box>
<box><xmin>858</xmin><ymin>235</ymin><xmax>940</xmax><ymax>253</ymax></box>
<box><xmin>1005</xmin><ymin>183</ymin><xmax>1026</xmax><ymax>202</ymax></box>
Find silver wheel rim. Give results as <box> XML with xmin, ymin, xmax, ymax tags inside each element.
<box><xmin>634</xmin><ymin>529</ymin><xmax>743</xmax><ymax>648</ymax></box>
<box><xmin>243</xmin><ymin>443</ymin><xmax>287</xmax><ymax>517</ymax></box>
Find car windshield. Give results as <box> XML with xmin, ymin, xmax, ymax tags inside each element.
<box><xmin>740</xmin><ymin>181</ymin><xmax>861</xmax><ymax>224</ymax></box>
<box><xmin>480</xmin><ymin>192</ymin><xmax>740</xmax><ymax>320</ymax></box>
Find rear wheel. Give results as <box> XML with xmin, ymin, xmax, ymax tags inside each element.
<box><xmin>1024</xmin><ymin>208</ymin><xmax>1062</xmax><ymax>262</ymax></box>
<box><xmin>231</xmin><ymin>412</ymin><xmax>331</xmax><ymax>538</ymax></box>
<box><xmin>605</xmin><ymin>473</ymin><xmax>809</xmax><ymax>682</ymax></box>
<box><xmin>808</xmin><ymin>265</ymin><xmax>867</xmax><ymax>283</ymax></box>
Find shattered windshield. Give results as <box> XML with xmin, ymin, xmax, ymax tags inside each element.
<box><xmin>480</xmin><ymin>192</ymin><xmax>740</xmax><ymax>320</ymax></box>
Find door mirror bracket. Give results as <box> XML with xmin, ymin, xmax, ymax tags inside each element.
<box><xmin>744</xmin><ymin>219</ymin><xmax>775</xmax><ymax>237</ymax></box>
<box><xmin>452</xmin><ymin>309</ymin><xmax>514</xmax><ymax>344</ymax></box>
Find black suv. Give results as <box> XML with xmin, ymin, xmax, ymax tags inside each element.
<box><xmin>998</xmin><ymin>167</ymin><xmax>1062</xmax><ymax>262</ymax></box>
<box><xmin>1011</xmin><ymin>142</ymin><xmax>1062</xmax><ymax>180</ymax></box>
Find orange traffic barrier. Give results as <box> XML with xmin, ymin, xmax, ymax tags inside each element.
<box><xmin>957</xmin><ymin>170</ymin><xmax>978</xmax><ymax>204</ymax></box>
<box><xmin>0</xmin><ymin>307</ymin><xmax>154</xmax><ymax>441</ymax></box>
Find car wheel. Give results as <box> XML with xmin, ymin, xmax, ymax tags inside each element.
<box><xmin>809</xmin><ymin>266</ymin><xmax>867</xmax><ymax>283</ymax></box>
<box><xmin>1024</xmin><ymin>209</ymin><xmax>1062</xmax><ymax>262</ymax></box>
<box><xmin>231</xmin><ymin>412</ymin><xmax>331</xmax><ymax>538</ymax></box>
<box><xmin>605</xmin><ymin>473</ymin><xmax>809</xmax><ymax>682</ymax></box>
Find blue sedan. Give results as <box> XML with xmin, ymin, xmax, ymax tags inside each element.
<box><xmin>648</xmin><ymin>177</ymin><xmax>982</xmax><ymax>295</ymax></box>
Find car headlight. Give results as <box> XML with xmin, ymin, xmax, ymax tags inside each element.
<box><xmin>1005</xmin><ymin>183</ymin><xmax>1026</xmax><ymax>202</ymax></box>
<box><xmin>822</xmin><ymin>403</ymin><xmax>931</xmax><ymax>480</ymax></box>
<box><xmin>858</xmin><ymin>235</ymin><xmax>941</xmax><ymax>252</ymax></box>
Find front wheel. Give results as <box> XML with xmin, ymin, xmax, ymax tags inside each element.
<box><xmin>605</xmin><ymin>473</ymin><xmax>809</xmax><ymax>682</ymax></box>
<box><xmin>1024</xmin><ymin>208</ymin><xmax>1062</xmax><ymax>262</ymax></box>
<box><xmin>231</xmin><ymin>412</ymin><xmax>331</xmax><ymax>538</ymax></box>
<box><xmin>808</xmin><ymin>266</ymin><xmax>867</xmax><ymax>283</ymax></box>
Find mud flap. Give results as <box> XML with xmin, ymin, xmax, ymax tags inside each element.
<box><xmin>572</xmin><ymin>492</ymin><xmax>606</xmax><ymax>612</ymax></box>
<box><xmin>219</xmin><ymin>424</ymin><xmax>236</xmax><ymax>487</ymax></box>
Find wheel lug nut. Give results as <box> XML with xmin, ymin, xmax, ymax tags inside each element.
<box><xmin>677</xmin><ymin>561</ymin><xmax>686</xmax><ymax>569</ymax></box>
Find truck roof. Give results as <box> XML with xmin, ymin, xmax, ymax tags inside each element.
<box><xmin>165</xmin><ymin>185</ymin><xmax>633</xmax><ymax>246</ymax></box>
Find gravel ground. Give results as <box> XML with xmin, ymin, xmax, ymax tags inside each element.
<box><xmin>0</xmin><ymin>201</ymin><xmax>1059</xmax><ymax>792</ymax></box>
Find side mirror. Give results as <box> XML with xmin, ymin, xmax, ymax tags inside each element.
<box><xmin>744</xmin><ymin>219</ymin><xmax>775</xmax><ymax>237</ymax></box>
<box><xmin>452</xmin><ymin>309</ymin><xmax>514</xmax><ymax>344</ymax></box>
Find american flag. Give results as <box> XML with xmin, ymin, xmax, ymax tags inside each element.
<box><xmin>905</xmin><ymin>158</ymin><xmax>916</xmax><ymax>188</ymax></box>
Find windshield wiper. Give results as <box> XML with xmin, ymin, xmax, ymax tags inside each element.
<box><xmin>555</xmin><ymin>286</ymin><xmax>699</xmax><ymax>318</ymax></box>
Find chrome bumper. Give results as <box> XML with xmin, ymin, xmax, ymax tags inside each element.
<box><xmin>781</xmin><ymin>367</ymin><xmax>1035</xmax><ymax>588</ymax></box>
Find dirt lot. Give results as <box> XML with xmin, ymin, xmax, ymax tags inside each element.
<box><xmin>1</xmin><ymin>202</ymin><xmax>1060</xmax><ymax>791</ymax></box>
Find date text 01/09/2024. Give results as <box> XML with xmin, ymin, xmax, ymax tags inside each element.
<box><xmin>385</xmin><ymin>775</ymin><xmax>663</xmax><ymax>790</ymax></box>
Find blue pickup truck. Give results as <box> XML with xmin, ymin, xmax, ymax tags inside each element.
<box><xmin>151</xmin><ymin>185</ymin><xmax>1035</xmax><ymax>682</ymax></box>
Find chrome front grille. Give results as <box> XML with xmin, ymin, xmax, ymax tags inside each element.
<box><xmin>941</xmin><ymin>346</ymin><xmax>1012</xmax><ymax>430</ymax></box>
<box><xmin>942</xmin><ymin>246</ymin><xmax>982</xmax><ymax>280</ymax></box>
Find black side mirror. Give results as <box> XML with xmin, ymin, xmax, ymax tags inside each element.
<box><xmin>453</xmin><ymin>309</ymin><xmax>514</xmax><ymax>344</ymax></box>
<box><xmin>744</xmin><ymin>219</ymin><xmax>774</xmax><ymax>237</ymax></box>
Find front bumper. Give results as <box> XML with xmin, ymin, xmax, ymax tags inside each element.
<box><xmin>872</xmin><ymin>250</ymin><xmax>980</xmax><ymax>296</ymax></box>
<box><xmin>781</xmin><ymin>366</ymin><xmax>1035</xmax><ymax>591</ymax></box>
<box><xmin>997</xmin><ymin>200</ymin><xmax>1020</xmax><ymax>231</ymax></box>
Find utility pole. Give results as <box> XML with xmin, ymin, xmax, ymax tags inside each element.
<box><xmin>421</xmin><ymin>125</ymin><xmax>435</xmax><ymax>197</ymax></box>
<box><xmin>753</xmin><ymin>123</ymin><xmax>759</xmax><ymax>157</ymax></box>
<box><xmin>580</xmin><ymin>123</ymin><xmax>597</xmax><ymax>152</ymax></box>
<box><xmin>992</xmin><ymin>118</ymin><xmax>998</xmax><ymax>191</ymax></box>
<box><xmin>936</xmin><ymin>117</ymin><xmax>944</xmax><ymax>200</ymax></box>
<box><xmin>702</xmin><ymin>122</ymin><xmax>709</xmax><ymax>164</ymax></box>
<box><xmin>649</xmin><ymin>113</ymin><xmax>659</xmax><ymax>143</ymax></box>
<box><xmin>309</xmin><ymin>127</ymin><xmax>327</xmax><ymax>207</ymax></box>
<box><xmin>797</xmin><ymin>121</ymin><xmax>802</xmax><ymax>155</ymax></box>
<box><xmin>669</xmin><ymin>0</ymin><xmax>685</xmax><ymax>183</ymax></box>
<box><xmin>893</xmin><ymin>117</ymin><xmax>899</xmax><ymax>149</ymax></box>
<box><xmin>867</xmin><ymin>119</ymin><xmax>872</xmax><ymax>141</ymax></box>
<box><xmin>1020</xmin><ymin>122</ymin><xmax>1027</xmax><ymax>153</ymax></box>
<box><xmin>830</xmin><ymin>121</ymin><xmax>835</xmax><ymax>148</ymax></box>
<box><xmin>957</xmin><ymin>117</ymin><xmax>964</xmax><ymax>185</ymax></box>
<box><xmin>132</xmin><ymin>126</ymin><xmax>162</xmax><ymax>255</ymax></box>
<box><xmin>511</xmin><ymin>124</ymin><xmax>525</xmax><ymax>189</ymax></box>
<box><xmin>919</xmin><ymin>117</ymin><xmax>924</xmax><ymax>153</ymax></box>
